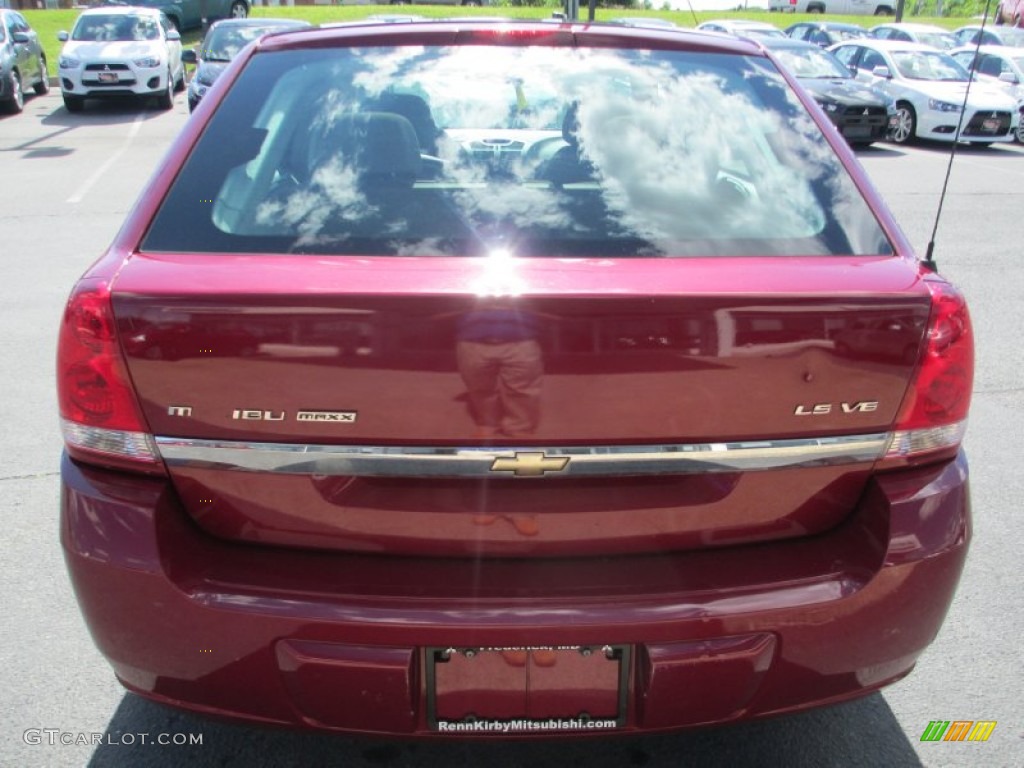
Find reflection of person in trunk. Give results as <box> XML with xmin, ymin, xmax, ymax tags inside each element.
<box><xmin>455</xmin><ymin>300</ymin><xmax>544</xmax><ymax>438</ymax></box>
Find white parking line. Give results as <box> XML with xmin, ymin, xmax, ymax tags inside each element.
<box><xmin>66</xmin><ymin>112</ymin><xmax>146</xmax><ymax>204</ymax></box>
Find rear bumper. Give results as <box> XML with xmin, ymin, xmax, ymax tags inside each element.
<box><xmin>61</xmin><ymin>452</ymin><xmax>970</xmax><ymax>736</ymax></box>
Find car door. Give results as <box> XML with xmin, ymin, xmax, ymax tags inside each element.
<box><xmin>6</xmin><ymin>12</ymin><xmax>37</xmax><ymax>85</ymax></box>
<box><xmin>159</xmin><ymin>13</ymin><xmax>182</xmax><ymax>83</ymax></box>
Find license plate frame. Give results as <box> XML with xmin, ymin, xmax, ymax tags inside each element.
<box><xmin>981</xmin><ymin>118</ymin><xmax>1002</xmax><ymax>134</ymax></box>
<box><xmin>97</xmin><ymin>71</ymin><xmax>119</xmax><ymax>84</ymax></box>
<box><xmin>426</xmin><ymin>645</ymin><xmax>630</xmax><ymax>734</ymax></box>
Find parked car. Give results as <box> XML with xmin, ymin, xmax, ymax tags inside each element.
<box><xmin>130</xmin><ymin>0</ymin><xmax>250</xmax><ymax>33</ymax></box>
<box><xmin>58</xmin><ymin>19</ymin><xmax>974</xmax><ymax>737</ymax></box>
<box><xmin>610</xmin><ymin>17</ymin><xmax>679</xmax><ymax>29</ymax></box>
<box><xmin>953</xmin><ymin>24</ymin><xmax>1024</xmax><ymax>48</ymax></box>
<box><xmin>793</xmin><ymin>0</ymin><xmax>895</xmax><ymax>14</ymax></box>
<box><xmin>996</xmin><ymin>0</ymin><xmax>1024</xmax><ymax>27</ymax></box>
<box><xmin>785</xmin><ymin>21</ymin><xmax>868</xmax><ymax>48</ymax></box>
<box><xmin>58</xmin><ymin>6</ymin><xmax>184</xmax><ymax>112</ymax></box>
<box><xmin>0</xmin><ymin>8</ymin><xmax>48</xmax><ymax>114</ymax></box>
<box><xmin>339</xmin><ymin>0</ymin><xmax>490</xmax><ymax>5</ymax></box>
<box><xmin>695</xmin><ymin>19</ymin><xmax>785</xmax><ymax>38</ymax></box>
<box><xmin>950</xmin><ymin>44</ymin><xmax>1024</xmax><ymax>142</ymax></box>
<box><xmin>830</xmin><ymin>38</ymin><xmax>1019</xmax><ymax>144</ymax></box>
<box><xmin>184</xmin><ymin>17</ymin><xmax>311</xmax><ymax>111</ymax></box>
<box><xmin>870</xmin><ymin>22</ymin><xmax>956</xmax><ymax>50</ymax></box>
<box><xmin>762</xmin><ymin>37</ymin><xmax>895</xmax><ymax>145</ymax></box>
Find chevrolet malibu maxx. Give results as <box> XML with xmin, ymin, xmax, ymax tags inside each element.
<box><xmin>58</xmin><ymin>20</ymin><xmax>973</xmax><ymax>736</ymax></box>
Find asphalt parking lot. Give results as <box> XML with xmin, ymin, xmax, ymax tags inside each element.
<box><xmin>1</xmin><ymin>90</ymin><xmax>1021</xmax><ymax>768</ymax></box>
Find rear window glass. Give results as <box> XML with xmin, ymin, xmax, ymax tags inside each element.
<box><xmin>143</xmin><ymin>43</ymin><xmax>892</xmax><ymax>258</ymax></box>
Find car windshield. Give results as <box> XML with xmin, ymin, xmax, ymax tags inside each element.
<box><xmin>143</xmin><ymin>44</ymin><xmax>891</xmax><ymax>258</ymax></box>
<box><xmin>891</xmin><ymin>50</ymin><xmax>968</xmax><ymax>81</ymax></box>
<box><xmin>830</xmin><ymin>28</ymin><xmax>865</xmax><ymax>42</ymax></box>
<box><xmin>915</xmin><ymin>32</ymin><xmax>955</xmax><ymax>50</ymax></box>
<box><xmin>773</xmin><ymin>46</ymin><xmax>852</xmax><ymax>79</ymax></box>
<box><xmin>72</xmin><ymin>14</ymin><xmax>160</xmax><ymax>43</ymax></box>
<box><xmin>202</xmin><ymin>24</ymin><xmax>293</xmax><ymax>62</ymax></box>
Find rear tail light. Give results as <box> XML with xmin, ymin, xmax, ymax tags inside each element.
<box><xmin>883</xmin><ymin>278</ymin><xmax>973</xmax><ymax>467</ymax></box>
<box><xmin>57</xmin><ymin>279</ymin><xmax>164</xmax><ymax>474</ymax></box>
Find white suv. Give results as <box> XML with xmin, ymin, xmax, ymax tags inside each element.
<box><xmin>58</xmin><ymin>6</ymin><xmax>183</xmax><ymax>112</ymax></box>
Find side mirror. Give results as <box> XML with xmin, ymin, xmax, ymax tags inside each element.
<box><xmin>999</xmin><ymin>71</ymin><xmax>1018</xmax><ymax>84</ymax></box>
<box><xmin>12</xmin><ymin>32</ymin><xmax>30</xmax><ymax>44</ymax></box>
<box><xmin>58</xmin><ymin>31</ymin><xmax>69</xmax><ymax>42</ymax></box>
<box><xmin>872</xmin><ymin>65</ymin><xmax>892</xmax><ymax>79</ymax></box>
<box><xmin>182</xmin><ymin>49</ymin><xmax>197</xmax><ymax>65</ymax></box>
<box><xmin>167</xmin><ymin>29</ymin><xmax>181</xmax><ymax>42</ymax></box>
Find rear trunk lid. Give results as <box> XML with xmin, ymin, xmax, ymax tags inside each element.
<box><xmin>113</xmin><ymin>253</ymin><xmax>930</xmax><ymax>557</ymax></box>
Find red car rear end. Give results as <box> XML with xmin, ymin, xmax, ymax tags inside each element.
<box><xmin>57</xmin><ymin>21</ymin><xmax>972</xmax><ymax>735</ymax></box>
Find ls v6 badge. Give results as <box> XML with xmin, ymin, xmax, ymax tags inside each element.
<box><xmin>794</xmin><ymin>401</ymin><xmax>879</xmax><ymax>416</ymax></box>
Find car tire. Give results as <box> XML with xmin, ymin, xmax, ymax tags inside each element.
<box><xmin>156</xmin><ymin>69</ymin><xmax>174</xmax><ymax>110</ymax></box>
<box><xmin>807</xmin><ymin>4</ymin><xmax>824</xmax><ymax>13</ymax></box>
<box><xmin>4</xmin><ymin>69</ymin><xmax>24</xmax><ymax>114</ymax></box>
<box><xmin>1016</xmin><ymin>118</ymin><xmax>1024</xmax><ymax>143</ymax></box>
<box><xmin>34</xmin><ymin>57</ymin><xmax>49</xmax><ymax>96</ymax></box>
<box><xmin>63</xmin><ymin>94</ymin><xmax>84</xmax><ymax>113</ymax></box>
<box><xmin>174</xmin><ymin>66</ymin><xmax>185</xmax><ymax>93</ymax></box>
<box><xmin>890</xmin><ymin>102</ymin><xmax>916</xmax><ymax>144</ymax></box>
<box><xmin>230</xmin><ymin>1</ymin><xmax>248</xmax><ymax>19</ymax></box>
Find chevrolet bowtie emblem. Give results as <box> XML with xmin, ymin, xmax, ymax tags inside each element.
<box><xmin>490</xmin><ymin>452</ymin><xmax>570</xmax><ymax>477</ymax></box>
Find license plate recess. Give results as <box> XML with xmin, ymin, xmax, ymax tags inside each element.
<box><xmin>427</xmin><ymin>645</ymin><xmax>629</xmax><ymax>732</ymax></box>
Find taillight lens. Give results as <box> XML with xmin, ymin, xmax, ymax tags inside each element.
<box><xmin>57</xmin><ymin>280</ymin><xmax>163</xmax><ymax>474</ymax></box>
<box><xmin>883</xmin><ymin>279</ymin><xmax>973</xmax><ymax>466</ymax></box>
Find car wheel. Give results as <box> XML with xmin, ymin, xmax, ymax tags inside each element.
<box><xmin>174</xmin><ymin>65</ymin><xmax>186</xmax><ymax>93</ymax></box>
<box><xmin>4</xmin><ymin>69</ymin><xmax>24</xmax><ymax>114</ymax></box>
<box><xmin>874</xmin><ymin>6</ymin><xmax>894</xmax><ymax>15</ymax></box>
<box><xmin>63</xmin><ymin>94</ymin><xmax>84</xmax><ymax>113</ymax></box>
<box><xmin>1016</xmin><ymin>118</ymin><xmax>1024</xmax><ymax>143</ymax></box>
<box><xmin>890</xmin><ymin>102</ymin><xmax>916</xmax><ymax>144</ymax></box>
<box><xmin>230</xmin><ymin>1</ymin><xmax>248</xmax><ymax>19</ymax></box>
<box><xmin>807</xmin><ymin>4</ymin><xmax>824</xmax><ymax>12</ymax></box>
<box><xmin>34</xmin><ymin>56</ymin><xmax>50</xmax><ymax>95</ymax></box>
<box><xmin>461</xmin><ymin>0</ymin><xmax>483</xmax><ymax>5</ymax></box>
<box><xmin>156</xmin><ymin>69</ymin><xmax>174</xmax><ymax>110</ymax></box>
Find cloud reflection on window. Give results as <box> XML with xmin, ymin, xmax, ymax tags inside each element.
<box><xmin>145</xmin><ymin>43</ymin><xmax>893</xmax><ymax>259</ymax></box>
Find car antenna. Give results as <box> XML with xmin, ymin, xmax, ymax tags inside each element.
<box><xmin>684</xmin><ymin>0</ymin><xmax>699</xmax><ymax>29</ymax></box>
<box><xmin>924</xmin><ymin>0</ymin><xmax>996</xmax><ymax>273</ymax></box>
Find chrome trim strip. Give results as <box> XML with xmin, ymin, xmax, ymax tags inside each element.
<box><xmin>155</xmin><ymin>433</ymin><xmax>890</xmax><ymax>478</ymax></box>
